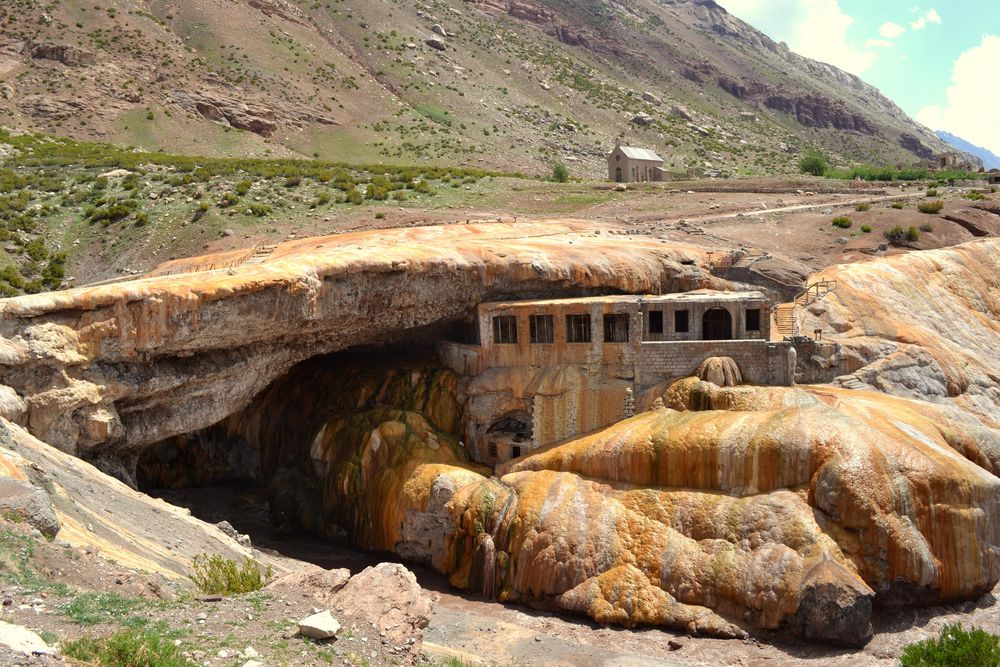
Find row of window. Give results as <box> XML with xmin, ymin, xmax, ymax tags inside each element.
<box><xmin>493</xmin><ymin>313</ymin><xmax>630</xmax><ymax>344</ymax></box>
<box><xmin>491</xmin><ymin>308</ymin><xmax>761</xmax><ymax>344</ymax></box>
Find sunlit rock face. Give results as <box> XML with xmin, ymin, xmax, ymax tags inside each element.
<box><xmin>0</xmin><ymin>222</ymin><xmax>712</xmax><ymax>467</ymax></box>
<box><xmin>802</xmin><ymin>238</ymin><xmax>1000</xmax><ymax>423</ymax></box>
<box><xmin>185</xmin><ymin>351</ymin><xmax>1000</xmax><ymax>647</ymax></box>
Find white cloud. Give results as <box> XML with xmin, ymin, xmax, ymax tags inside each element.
<box><xmin>917</xmin><ymin>35</ymin><xmax>1000</xmax><ymax>156</ymax></box>
<box><xmin>864</xmin><ymin>38</ymin><xmax>895</xmax><ymax>49</ymax></box>
<box><xmin>879</xmin><ymin>22</ymin><xmax>906</xmax><ymax>38</ymax></box>
<box><xmin>722</xmin><ymin>0</ymin><xmax>876</xmax><ymax>74</ymax></box>
<box><xmin>911</xmin><ymin>8</ymin><xmax>941</xmax><ymax>30</ymax></box>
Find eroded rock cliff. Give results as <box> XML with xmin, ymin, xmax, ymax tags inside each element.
<box><xmin>0</xmin><ymin>221</ymin><xmax>711</xmax><ymax>472</ymax></box>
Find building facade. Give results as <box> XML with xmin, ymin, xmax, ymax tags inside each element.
<box><xmin>607</xmin><ymin>143</ymin><xmax>666</xmax><ymax>183</ymax></box>
<box><xmin>438</xmin><ymin>291</ymin><xmax>795</xmax><ymax>465</ymax></box>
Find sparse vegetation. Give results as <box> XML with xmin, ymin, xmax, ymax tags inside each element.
<box><xmin>926</xmin><ymin>188</ymin><xmax>939</xmax><ymax>197</ymax></box>
<box><xmin>63</xmin><ymin>628</ymin><xmax>193</xmax><ymax>667</ymax></box>
<box><xmin>920</xmin><ymin>223</ymin><xmax>934</xmax><ymax>233</ymax></box>
<box><xmin>964</xmin><ymin>192</ymin><xmax>988</xmax><ymax>201</ymax></box>
<box><xmin>854</xmin><ymin>202</ymin><xmax>870</xmax><ymax>212</ymax></box>
<box><xmin>900</xmin><ymin>623</ymin><xmax>1000</xmax><ymax>667</ymax></box>
<box><xmin>552</xmin><ymin>162</ymin><xmax>569</xmax><ymax>183</ymax></box>
<box><xmin>918</xmin><ymin>200</ymin><xmax>944</xmax><ymax>214</ymax></box>
<box><xmin>885</xmin><ymin>225</ymin><xmax>920</xmax><ymax>244</ymax></box>
<box><xmin>189</xmin><ymin>554</ymin><xmax>271</xmax><ymax>595</ymax></box>
<box><xmin>861</xmin><ymin>225</ymin><xmax>872</xmax><ymax>233</ymax></box>
<box><xmin>798</xmin><ymin>150</ymin><xmax>828</xmax><ymax>177</ymax></box>
<box><xmin>891</xmin><ymin>201</ymin><xmax>905</xmax><ymax>209</ymax></box>
<box><xmin>831</xmin><ymin>216</ymin><xmax>852</xmax><ymax>229</ymax></box>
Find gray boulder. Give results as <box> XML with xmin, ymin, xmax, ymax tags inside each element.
<box><xmin>0</xmin><ymin>478</ymin><xmax>59</xmax><ymax>538</ymax></box>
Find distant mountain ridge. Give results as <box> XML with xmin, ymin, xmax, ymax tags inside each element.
<box><xmin>936</xmin><ymin>131</ymin><xmax>1000</xmax><ymax>170</ymax></box>
<box><xmin>0</xmin><ymin>0</ymin><xmax>970</xmax><ymax>176</ymax></box>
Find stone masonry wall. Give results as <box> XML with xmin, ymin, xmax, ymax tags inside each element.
<box><xmin>639</xmin><ymin>340</ymin><xmax>795</xmax><ymax>386</ymax></box>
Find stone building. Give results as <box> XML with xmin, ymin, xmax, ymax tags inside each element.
<box><xmin>935</xmin><ymin>151</ymin><xmax>981</xmax><ymax>171</ymax></box>
<box><xmin>607</xmin><ymin>141</ymin><xmax>666</xmax><ymax>183</ymax></box>
<box><xmin>438</xmin><ymin>290</ymin><xmax>795</xmax><ymax>464</ymax></box>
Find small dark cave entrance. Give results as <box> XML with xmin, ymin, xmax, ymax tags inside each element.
<box><xmin>133</xmin><ymin>319</ymin><xmax>473</xmax><ymax>572</ymax></box>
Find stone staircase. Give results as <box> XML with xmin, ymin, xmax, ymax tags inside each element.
<box><xmin>773</xmin><ymin>279</ymin><xmax>838</xmax><ymax>339</ymax></box>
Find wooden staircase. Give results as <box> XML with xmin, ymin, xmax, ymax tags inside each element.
<box><xmin>773</xmin><ymin>280</ymin><xmax>838</xmax><ymax>339</ymax></box>
<box><xmin>245</xmin><ymin>243</ymin><xmax>277</xmax><ymax>265</ymax></box>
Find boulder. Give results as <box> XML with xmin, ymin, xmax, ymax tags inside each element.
<box><xmin>266</xmin><ymin>566</ymin><xmax>351</xmax><ymax>606</ymax></box>
<box><xmin>296</xmin><ymin>610</ymin><xmax>341</xmax><ymax>640</ymax></box>
<box><xmin>331</xmin><ymin>563</ymin><xmax>436</xmax><ymax>649</ymax></box>
<box><xmin>669</xmin><ymin>105</ymin><xmax>692</xmax><ymax>121</ymax></box>
<box><xmin>631</xmin><ymin>112</ymin><xmax>653</xmax><ymax>126</ymax></box>
<box><xmin>787</xmin><ymin>559</ymin><xmax>874</xmax><ymax>647</ymax></box>
<box><xmin>425</xmin><ymin>37</ymin><xmax>447</xmax><ymax>51</ymax></box>
<box><xmin>0</xmin><ymin>478</ymin><xmax>59</xmax><ymax>538</ymax></box>
<box><xmin>0</xmin><ymin>620</ymin><xmax>56</xmax><ymax>656</ymax></box>
<box><xmin>431</xmin><ymin>24</ymin><xmax>446</xmax><ymax>37</ymax></box>
<box><xmin>641</xmin><ymin>91</ymin><xmax>662</xmax><ymax>106</ymax></box>
<box><xmin>696</xmin><ymin>356</ymin><xmax>742</xmax><ymax>387</ymax></box>
<box><xmin>0</xmin><ymin>386</ymin><xmax>26</xmax><ymax>426</ymax></box>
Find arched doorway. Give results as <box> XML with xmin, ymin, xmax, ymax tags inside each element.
<box><xmin>702</xmin><ymin>308</ymin><xmax>732</xmax><ymax>340</ymax></box>
<box><xmin>615</xmin><ymin>167</ymin><xmax>622</xmax><ymax>182</ymax></box>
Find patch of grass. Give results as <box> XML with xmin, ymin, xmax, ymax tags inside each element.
<box><xmin>861</xmin><ymin>225</ymin><xmax>872</xmax><ymax>233</ymax></box>
<box><xmin>854</xmin><ymin>202</ymin><xmax>870</xmax><ymax>211</ymax></box>
<box><xmin>414</xmin><ymin>104</ymin><xmax>453</xmax><ymax>126</ymax></box>
<box><xmin>900</xmin><ymin>623</ymin><xmax>1000</xmax><ymax>666</ymax></box>
<box><xmin>926</xmin><ymin>188</ymin><xmax>939</xmax><ymax>197</ymax></box>
<box><xmin>891</xmin><ymin>201</ymin><xmax>905</xmax><ymax>209</ymax></box>
<box><xmin>920</xmin><ymin>223</ymin><xmax>934</xmax><ymax>233</ymax></box>
<box><xmin>918</xmin><ymin>200</ymin><xmax>943</xmax><ymax>214</ymax></box>
<box><xmin>964</xmin><ymin>192</ymin><xmax>988</xmax><ymax>201</ymax></box>
<box><xmin>831</xmin><ymin>216</ymin><xmax>852</xmax><ymax>229</ymax></box>
<box><xmin>63</xmin><ymin>628</ymin><xmax>193</xmax><ymax>667</ymax></box>
<box><xmin>0</xmin><ymin>527</ymin><xmax>70</xmax><ymax>595</ymax></box>
<box><xmin>189</xmin><ymin>554</ymin><xmax>271</xmax><ymax>595</ymax></box>
<box><xmin>59</xmin><ymin>591</ymin><xmax>147</xmax><ymax>625</ymax></box>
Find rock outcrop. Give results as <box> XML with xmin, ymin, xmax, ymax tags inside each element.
<box><xmin>0</xmin><ymin>222</ymin><xmax>710</xmax><ymax>466</ymax></box>
<box><xmin>1</xmin><ymin>224</ymin><xmax>999</xmax><ymax>645</ymax></box>
<box><xmin>802</xmin><ymin>237</ymin><xmax>1000</xmax><ymax>424</ymax></box>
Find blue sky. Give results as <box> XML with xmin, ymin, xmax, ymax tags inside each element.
<box><xmin>721</xmin><ymin>1</ymin><xmax>1000</xmax><ymax>155</ymax></box>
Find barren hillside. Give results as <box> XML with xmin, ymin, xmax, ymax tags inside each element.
<box><xmin>0</xmin><ymin>0</ymin><xmax>958</xmax><ymax>177</ymax></box>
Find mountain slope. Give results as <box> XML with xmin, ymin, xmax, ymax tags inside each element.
<box><xmin>937</xmin><ymin>130</ymin><xmax>1000</xmax><ymax>170</ymax></box>
<box><xmin>0</xmin><ymin>0</ymin><xmax>959</xmax><ymax>177</ymax></box>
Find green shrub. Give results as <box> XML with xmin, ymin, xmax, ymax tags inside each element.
<box><xmin>345</xmin><ymin>188</ymin><xmax>364</xmax><ymax>205</ymax></box>
<box><xmin>218</xmin><ymin>192</ymin><xmax>238</xmax><ymax>208</ymax></box>
<box><xmin>283</xmin><ymin>176</ymin><xmax>301</xmax><ymax>188</ymax></box>
<box><xmin>920</xmin><ymin>223</ymin><xmax>934</xmax><ymax>233</ymax></box>
<box><xmin>247</xmin><ymin>203</ymin><xmax>272</xmax><ymax>217</ymax></box>
<box><xmin>885</xmin><ymin>225</ymin><xmax>909</xmax><ymax>244</ymax></box>
<box><xmin>831</xmin><ymin>216</ymin><xmax>852</xmax><ymax>229</ymax></box>
<box><xmin>189</xmin><ymin>554</ymin><xmax>270</xmax><ymax>595</ymax></box>
<box><xmin>900</xmin><ymin>623</ymin><xmax>1000</xmax><ymax>667</ymax></box>
<box><xmin>392</xmin><ymin>190</ymin><xmax>407</xmax><ymax>201</ymax></box>
<box><xmin>964</xmin><ymin>192</ymin><xmax>988</xmax><ymax>201</ymax></box>
<box><xmin>63</xmin><ymin>629</ymin><xmax>192</xmax><ymax>667</ymax></box>
<box><xmin>861</xmin><ymin>225</ymin><xmax>872</xmax><ymax>233</ymax></box>
<box><xmin>374</xmin><ymin>212</ymin><xmax>385</xmax><ymax>219</ymax></box>
<box><xmin>891</xmin><ymin>201</ymin><xmax>905</xmax><ymax>209</ymax></box>
<box><xmin>234</xmin><ymin>179</ymin><xmax>253</xmax><ymax>195</ymax></box>
<box><xmin>918</xmin><ymin>200</ymin><xmax>943</xmax><ymax>214</ymax></box>
<box><xmin>854</xmin><ymin>202</ymin><xmax>870</xmax><ymax>212</ymax></box>
<box><xmin>552</xmin><ymin>161</ymin><xmax>569</xmax><ymax>183</ymax></box>
<box><xmin>907</xmin><ymin>226</ymin><xmax>920</xmax><ymax>241</ymax></box>
<box><xmin>798</xmin><ymin>150</ymin><xmax>828</xmax><ymax>177</ymax></box>
<box><xmin>926</xmin><ymin>188</ymin><xmax>939</xmax><ymax>197</ymax></box>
